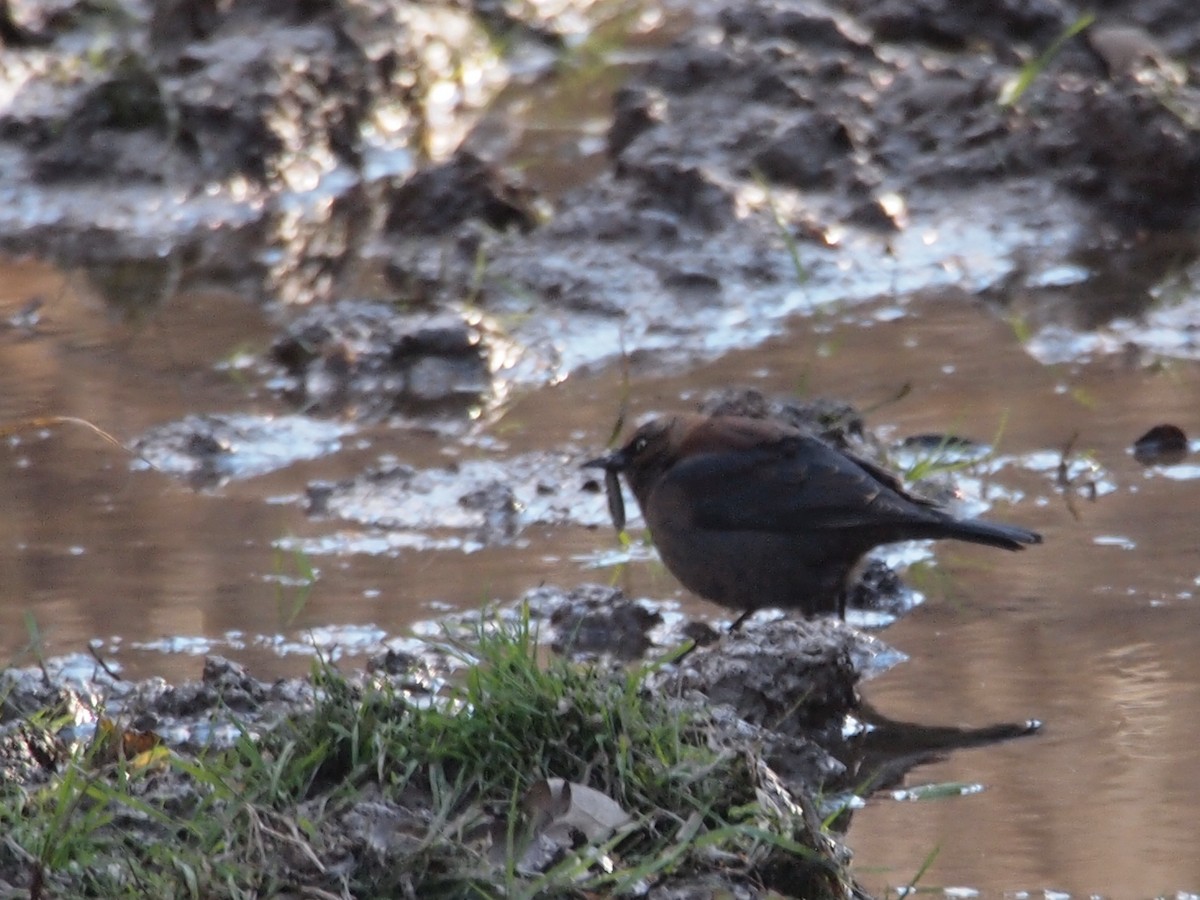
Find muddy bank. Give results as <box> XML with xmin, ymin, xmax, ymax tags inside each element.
<box><xmin>0</xmin><ymin>0</ymin><xmax>564</xmax><ymax>305</ymax></box>
<box><xmin>1</xmin><ymin>0</ymin><xmax>1198</xmax><ymax>377</ymax></box>
<box><xmin>374</xmin><ymin>0</ymin><xmax>1200</xmax><ymax>389</ymax></box>
<box><xmin>0</xmin><ymin>586</ymin><xmax>1036</xmax><ymax>897</ymax></box>
<box><xmin>1</xmin><ymin>601</ymin><xmax>866</xmax><ymax>896</ymax></box>
<box><xmin>2</xmin><ymin>389</ymin><xmax>1044</xmax><ymax>895</ymax></box>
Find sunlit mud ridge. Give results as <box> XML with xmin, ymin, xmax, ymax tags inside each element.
<box><xmin>3</xmin><ymin>0</ymin><xmax>1198</xmax><ymax>371</ymax></box>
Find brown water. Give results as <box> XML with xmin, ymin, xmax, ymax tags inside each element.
<box><xmin>4</xmin><ymin>250</ymin><xmax>1200</xmax><ymax>894</ymax></box>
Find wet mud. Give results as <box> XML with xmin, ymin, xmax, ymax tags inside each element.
<box><xmin>0</xmin><ymin>582</ymin><xmax>1035</xmax><ymax>898</ymax></box>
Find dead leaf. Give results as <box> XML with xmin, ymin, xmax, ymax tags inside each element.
<box><xmin>532</xmin><ymin>777</ymin><xmax>633</xmax><ymax>844</ymax></box>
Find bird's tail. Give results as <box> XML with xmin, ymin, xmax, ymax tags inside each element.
<box><xmin>938</xmin><ymin>516</ymin><xmax>1043</xmax><ymax>551</ymax></box>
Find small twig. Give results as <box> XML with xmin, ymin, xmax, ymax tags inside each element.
<box><xmin>86</xmin><ymin>642</ymin><xmax>123</xmax><ymax>682</ymax></box>
<box><xmin>0</xmin><ymin>415</ymin><xmax>161</xmax><ymax>472</ymax></box>
<box><xmin>254</xmin><ymin>811</ymin><xmax>328</xmax><ymax>873</ymax></box>
<box><xmin>861</xmin><ymin>381</ymin><xmax>912</xmax><ymax>416</ymax></box>
<box><xmin>1056</xmin><ymin>431</ymin><xmax>1079</xmax><ymax>489</ymax></box>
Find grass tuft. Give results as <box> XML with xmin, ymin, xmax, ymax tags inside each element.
<box><xmin>0</xmin><ymin>608</ymin><xmax>851</xmax><ymax>898</ymax></box>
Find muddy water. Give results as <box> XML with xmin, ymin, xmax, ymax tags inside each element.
<box><xmin>5</xmin><ymin>245</ymin><xmax>1200</xmax><ymax>893</ymax></box>
<box><xmin>663</xmin><ymin>298</ymin><xmax>1200</xmax><ymax>897</ymax></box>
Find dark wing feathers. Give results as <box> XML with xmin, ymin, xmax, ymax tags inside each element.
<box><xmin>662</xmin><ymin>434</ymin><xmax>945</xmax><ymax>534</ymax></box>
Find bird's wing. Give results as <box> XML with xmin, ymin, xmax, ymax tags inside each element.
<box><xmin>839</xmin><ymin>449</ymin><xmax>939</xmax><ymax>509</ymax></box>
<box><xmin>661</xmin><ymin>435</ymin><xmax>941</xmax><ymax>533</ymax></box>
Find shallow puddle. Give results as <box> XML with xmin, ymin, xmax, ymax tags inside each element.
<box><xmin>5</xmin><ymin>245</ymin><xmax>1200</xmax><ymax>895</ymax></box>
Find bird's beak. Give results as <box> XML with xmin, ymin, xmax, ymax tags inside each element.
<box><xmin>582</xmin><ymin>449</ymin><xmax>628</xmax><ymax>472</ymax></box>
<box><xmin>584</xmin><ymin>449</ymin><xmax>629</xmax><ymax>533</ymax></box>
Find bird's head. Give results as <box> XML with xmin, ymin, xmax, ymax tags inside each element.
<box><xmin>583</xmin><ymin>416</ymin><xmax>691</xmax><ymax>506</ymax></box>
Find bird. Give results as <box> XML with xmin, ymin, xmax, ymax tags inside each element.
<box><xmin>584</xmin><ymin>413</ymin><xmax>1042</xmax><ymax>627</ymax></box>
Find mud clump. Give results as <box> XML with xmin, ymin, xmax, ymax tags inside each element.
<box><xmin>752</xmin><ymin>111</ymin><xmax>856</xmax><ymax>190</ymax></box>
<box><xmin>297</xmin><ymin>445</ymin><xmax>619</xmax><ymax>551</ymax></box>
<box><xmin>668</xmin><ymin>618</ymin><xmax>862</xmax><ymax>738</ymax></box>
<box><xmin>133</xmin><ymin>413</ymin><xmax>349</xmax><ymax>487</ymax></box>
<box><xmin>525</xmin><ymin>583</ymin><xmax>665</xmax><ymax>661</ymax></box>
<box><xmin>700</xmin><ymin>388</ymin><xmax>866</xmax><ymax>448</ymax></box>
<box><xmin>620</xmin><ymin>0</ymin><xmax>1200</xmax><ymax>230</ymax></box>
<box><xmin>383</xmin><ymin>150</ymin><xmax>538</xmax><ymax>236</ymax></box>
<box><xmin>530</xmin><ymin>583</ymin><xmax>1026</xmax><ymax>813</ymax></box>
<box><xmin>24</xmin><ymin>11</ymin><xmax>370</xmax><ymax>187</ymax></box>
<box><xmin>1054</xmin><ymin>82</ymin><xmax>1200</xmax><ymax>229</ymax></box>
<box><xmin>6</xmin><ymin>0</ymin><xmax>1199</xmax><ymax>377</ymax></box>
<box><xmin>0</xmin><ymin>610</ymin><xmax>872</xmax><ymax>899</ymax></box>
<box><xmin>269</xmin><ymin>300</ymin><xmax>497</xmax><ymax>417</ymax></box>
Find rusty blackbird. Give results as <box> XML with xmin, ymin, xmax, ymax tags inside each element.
<box><xmin>585</xmin><ymin>413</ymin><xmax>1042</xmax><ymax>624</ymax></box>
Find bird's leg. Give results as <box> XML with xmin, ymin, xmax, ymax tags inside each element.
<box><xmin>728</xmin><ymin>609</ymin><xmax>755</xmax><ymax>633</ymax></box>
<box><xmin>837</xmin><ymin>588</ymin><xmax>847</xmax><ymax>620</ymax></box>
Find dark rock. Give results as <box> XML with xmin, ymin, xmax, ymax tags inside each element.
<box><xmin>846</xmin><ymin>558</ymin><xmax>915</xmax><ymax>617</ymax></box>
<box><xmin>392</xmin><ymin>326</ymin><xmax>480</xmax><ymax>359</ymax></box>
<box><xmin>660</xmin><ymin>267</ymin><xmax>722</xmax><ymax>294</ymax></box>
<box><xmin>526</xmin><ymin>584</ymin><xmax>663</xmax><ymax>661</ymax></box>
<box><xmin>459</xmin><ymin>481</ymin><xmax>520</xmax><ymax>545</ymax></box>
<box><xmin>384</xmin><ymin>151</ymin><xmax>537</xmax><ymax>236</ymax></box>
<box><xmin>608</xmin><ymin>86</ymin><xmax>665</xmax><ymax>159</ymax></box>
<box><xmin>614</xmin><ymin>161</ymin><xmax>734</xmax><ymax>231</ymax></box>
<box><xmin>752</xmin><ymin>112</ymin><xmax>854</xmax><ymax>188</ymax></box>
<box><xmin>269</xmin><ymin>301</ymin><xmax>494</xmax><ymax>418</ymax></box>
<box><xmin>1132</xmin><ymin>423</ymin><xmax>1189</xmax><ymax>465</ymax></box>
<box><xmin>846</xmin><ymin>194</ymin><xmax>902</xmax><ymax>230</ymax></box>
<box><xmin>306</xmin><ymin>480</ymin><xmax>338</xmax><ymax>515</ymax></box>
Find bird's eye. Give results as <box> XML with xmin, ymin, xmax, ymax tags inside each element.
<box><xmin>632</xmin><ymin>436</ymin><xmax>649</xmax><ymax>454</ymax></box>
